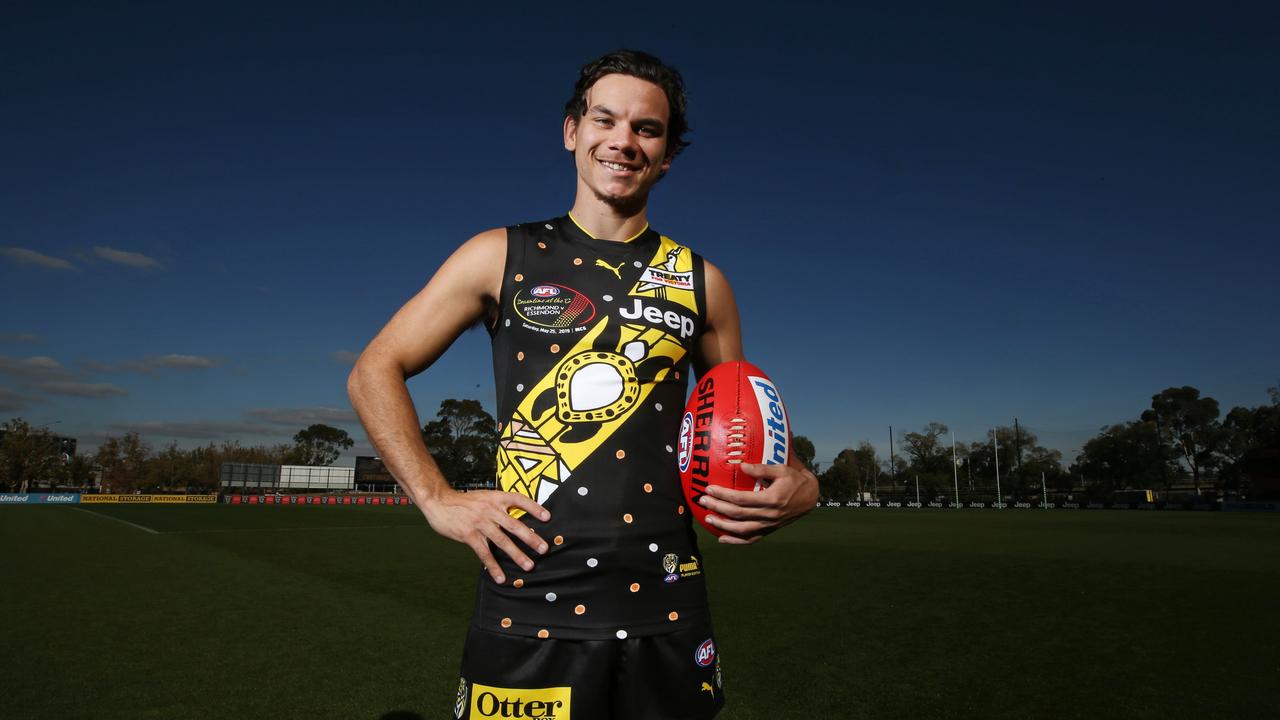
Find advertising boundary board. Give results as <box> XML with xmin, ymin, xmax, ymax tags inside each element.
<box><xmin>222</xmin><ymin>494</ymin><xmax>413</xmax><ymax>506</ymax></box>
<box><xmin>2</xmin><ymin>494</ymin><xmax>219</xmax><ymax>505</ymax></box>
<box><xmin>0</xmin><ymin>493</ymin><xmax>81</xmax><ymax>504</ymax></box>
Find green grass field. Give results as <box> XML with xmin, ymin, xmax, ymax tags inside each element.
<box><xmin>2</xmin><ymin>505</ymin><xmax>1277</xmax><ymax>719</ymax></box>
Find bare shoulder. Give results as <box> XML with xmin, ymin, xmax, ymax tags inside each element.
<box><xmin>702</xmin><ymin>258</ymin><xmax>738</xmax><ymax>317</ymax></box>
<box><xmin>437</xmin><ymin>227</ymin><xmax>507</xmax><ymax>301</ymax></box>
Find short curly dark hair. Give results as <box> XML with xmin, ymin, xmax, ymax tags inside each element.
<box><xmin>563</xmin><ymin>49</ymin><xmax>691</xmax><ymax>159</ymax></box>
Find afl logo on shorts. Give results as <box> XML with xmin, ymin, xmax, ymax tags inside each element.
<box><xmin>677</xmin><ymin>412</ymin><xmax>694</xmax><ymax>473</ymax></box>
<box><xmin>694</xmin><ymin>639</ymin><xmax>716</xmax><ymax>667</ymax></box>
<box><xmin>513</xmin><ymin>283</ymin><xmax>596</xmax><ymax>330</ymax></box>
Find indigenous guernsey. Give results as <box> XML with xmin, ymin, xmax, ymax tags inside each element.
<box><xmin>481</xmin><ymin>214</ymin><xmax>709</xmax><ymax>641</ymax></box>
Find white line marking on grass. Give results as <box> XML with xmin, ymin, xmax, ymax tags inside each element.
<box><xmin>68</xmin><ymin>506</ymin><xmax>161</xmax><ymax>535</ymax></box>
<box><xmin>166</xmin><ymin>524</ymin><xmax>420</xmax><ymax>535</ymax></box>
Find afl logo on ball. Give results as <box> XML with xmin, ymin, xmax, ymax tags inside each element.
<box><xmin>694</xmin><ymin>639</ymin><xmax>716</xmax><ymax>667</ymax></box>
<box><xmin>513</xmin><ymin>283</ymin><xmax>596</xmax><ymax>331</ymax></box>
<box><xmin>678</xmin><ymin>412</ymin><xmax>693</xmax><ymax>473</ymax></box>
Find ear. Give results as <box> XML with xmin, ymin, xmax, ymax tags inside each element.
<box><xmin>660</xmin><ymin>150</ymin><xmax>674</xmax><ymax>175</ymax></box>
<box><xmin>563</xmin><ymin>115</ymin><xmax>578</xmax><ymax>152</ymax></box>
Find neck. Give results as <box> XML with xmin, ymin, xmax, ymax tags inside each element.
<box><xmin>567</xmin><ymin>196</ymin><xmax>650</xmax><ymax>242</ymax></box>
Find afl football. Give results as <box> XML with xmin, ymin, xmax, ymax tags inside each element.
<box><xmin>677</xmin><ymin>361</ymin><xmax>791</xmax><ymax>535</ymax></box>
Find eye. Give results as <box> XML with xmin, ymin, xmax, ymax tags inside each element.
<box><xmin>593</xmin><ymin>117</ymin><xmax>613</xmax><ymax>127</ymax></box>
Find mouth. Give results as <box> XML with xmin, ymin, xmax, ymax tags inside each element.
<box><xmin>597</xmin><ymin>158</ymin><xmax>641</xmax><ymax>175</ymax></box>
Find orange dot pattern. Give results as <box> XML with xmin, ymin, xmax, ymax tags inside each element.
<box><xmin>514</xmin><ymin>273</ymin><xmax>524</xmax><ymax>282</ymax></box>
<box><xmin>513</xmin><ymin>578</ymin><xmax>524</xmax><ymax>588</ymax></box>
<box><xmin>574</xmin><ymin>604</ymin><xmax>586</xmax><ymax>615</ymax></box>
<box><xmin>642</xmin><ymin>483</ymin><xmax>653</xmax><ymax>493</ymax></box>
<box><xmin>501</xmin><ymin>617</ymin><xmax>512</xmax><ymax>628</ymax></box>
<box><xmin>537</xmin><ymin>242</ymin><xmax>547</xmax><ymax>250</ymax></box>
<box><xmin>677</xmin><ymin>505</ymin><xmax>685</xmax><ymax>515</ymax></box>
<box><xmin>537</xmin><ymin>629</ymin><xmax>549</xmax><ymax>639</ymax></box>
<box><xmin>668</xmin><ymin>611</ymin><xmax>679</xmax><ymax>621</ymax></box>
<box><xmin>623</xmin><ymin>513</ymin><xmax>633</xmax><ymax>524</ymax></box>
<box><xmin>553</xmin><ymin>535</ymin><xmax>564</xmax><ymax>546</ymax></box>
<box><xmin>573</xmin><ymin>258</ymin><xmax>583</xmax><ymax>266</ymax></box>
<box><xmin>517</xmin><ymin>351</ymin><xmax>525</xmax><ymax>361</ymax></box>
<box><xmin>629</xmin><ymin>583</ymin><xmax>640</xmax><ymax>593</ymax></box>
<box><xmin>616</xmin><ymin>449</ymin><xmax>626</xmax><ymax>460</ymax></box>
<box><xmin>550</xmin><ymin>344</ymin><xmax>560</xmax><ymax>354</ymax></box>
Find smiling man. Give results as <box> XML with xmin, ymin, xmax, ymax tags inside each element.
<box><xmin>348</xmin><ymin>50</ymin><xmax>818</xmax><ymax>720</ymax></box>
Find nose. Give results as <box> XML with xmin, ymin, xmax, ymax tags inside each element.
<box><xmin>607</xmin><ymin>125</ymin><xmax>640</xmax><ymax>157</ymax></box>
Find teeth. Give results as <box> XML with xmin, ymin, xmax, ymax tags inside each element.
<box><xmin>601</xmin><ymin>161</ymin><xmax>632</xmax><ymax>171</ymax></box>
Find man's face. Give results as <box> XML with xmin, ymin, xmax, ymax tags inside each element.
<box><xmin>564</xmin><ymin>73</ymin><xmax>674</xmax><ymax>210</ymax></box>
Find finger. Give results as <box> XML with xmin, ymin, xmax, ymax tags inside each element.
<box><xmin>485</xmin><ymin>523</ymin><xmax>536</xmax><ymax>572</ymax></box>
<box><xmin>717</xmin><ymin>532</ymin><xmax>760</xmax><ymax>545</ymax></box>
<box><xmin>705</xmin><ymin>482</ymin><xmax>775</xmax><ymax>507</ymax></box>
<box><xmin>497</xmin><ymin>513</ymin><xmax>550</xmax><ymax>555</ymax></box>
<box><xmin>698</xmin><ymin>493</ymin><xmax>774</xmax><ymax>521</ymax></box>
<box><xmin>738</xmin><ymin>462</ymin><xmax>791</xmax><ymax>479</ymax></box>
<box><xmin>501</xmin><ymin>492</ymin><xmax>551</xmax><ymax>522</ymax></box>
<box><xmin>704</xmin><ymin>513</ymin><xmax>768</xmax><ymax>539</ymax></box>
<box><xmin>471</xmin><ymin>541</ymin><xmax>506</xmax><ymax>584</ymax></box>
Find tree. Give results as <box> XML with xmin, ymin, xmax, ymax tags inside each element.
<box><xmin>291</xmin><ymin>424</ymin><xmax>354</xmax><ymax>466</ymax></box>
<box><xmin>792</xmin><ymin>435</ymin><xmax>816</xmax><ymax>473</ymax></box>
<box><xmin>423</xmin><ymin>399</ymin><xmax>498</xmax><ymax>488</ymax></box>
<box><xmin>900</xmin><ymin>422</ymin><xmax>950</xmax><ymax>475</ymax></box>
<box><xmin>1072</xmin><ymin>420</ymin><xmax>1176</xmax><ymax>496</ymax></box>
<box><xmin>1145</xmin><ymin>386</ymin><xmax>1222</xmax><ymax>493</ymax></box>
<box><xmin>0</xmin><ymin>418</ymin><xmax>62</xmax><ymax>492</ymax></box>
<box><xmin>94</xmin><ymin>431</ymin><xmax>151</xmax><ymax>493</ymax></box>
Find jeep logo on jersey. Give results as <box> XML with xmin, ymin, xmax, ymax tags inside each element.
<box><xmin>470</xmin><ymin>684</ymin><xmax>570</xmax><ymax>719</ymax></box>
<box><xmin>748</xmin><ymin>376</ymin><xmax>789</xmax><ymax>466</ymax></box>
<box><xmin>618</xmin><ymin>298</ymin><xmax>694</xmax><ymax>339</ymax></box>
<box><xmin>678</xmin><ymin>412</ymin><xmax>694</xmax><ymax>473</ymax></box>
<box><xmin>514</xmin><ymin>284</ymin><xmax>596</xmax><ymax>331</ymax></box>
<box><xmin>694</xmin><ymin>639</ymin><xmax>716</xmax><ymax>667</ymax></box>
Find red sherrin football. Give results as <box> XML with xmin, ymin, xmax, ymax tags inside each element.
<box><xmin>677</xmin><ymin>361</ymin><xmax>791</xmax><ymax>536</ymax></box>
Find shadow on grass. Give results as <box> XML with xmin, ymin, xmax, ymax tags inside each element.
<box><xmin>379</xmin><ymin>712</ymin><xmax>425</xmax><ymax>720</ymax></box>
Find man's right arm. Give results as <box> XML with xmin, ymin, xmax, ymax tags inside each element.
<box><xmin>346</xmin><ymin>228</ymin><xmax>549</xmax><ymax>584</ymax></box>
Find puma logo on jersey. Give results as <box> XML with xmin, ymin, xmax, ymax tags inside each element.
<box><xmin>619</xmin><ymin>298</ymin><xmax>694</xmax><ymax>339</ymax></box>
<box><xmin>700</xmin><ymin>682</ymin><xmax>715</xmax><ymax>699</ymax></box>
<box><xmin>594</xmin><ymin>259</ymin><xmax>624</xmax><ymax>279</ymax></box>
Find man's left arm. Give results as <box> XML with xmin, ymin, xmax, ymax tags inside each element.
<box><xmin>693</xmin><ymin>260</ymin><xmax>820</xmax><ymax>545</ymax></box>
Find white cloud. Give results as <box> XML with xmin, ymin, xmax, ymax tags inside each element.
<box><xmin>0</xmin><ymin>248</ymin><xmax>76</xmax><ymax>270</ymax></box>
<box><xmin>116</xmin><ymin>354</ymin><xmax>219</xmax><ymax>374</ymax></box>
<box><xmin>93</xmin><ymin>246</ymin><xmax>162</xmax><ymax>269</ymax></box>
<box><xmin>0</xmin><ymin>356</ymin><xmax>73</xmax><ymax>382</ymax></box>
<box><xmin>247</xmin><ymin>407</ymin><xmax>359</xmax><ymax>426</ymax></box>
<box><xmin>330</xmin><ymin>350</ymin><xmax>360</xmax><ymax>366</ymax></box>
<box><xmin>0</xmin><ymin>388</ymin><xmax>34</xmax><ymax>412</ymax></box>
<box><xmin>37</xmin><ymin>381</ymin><xmax>128</xmax><ymax>398</ymax></box>
<box><xmin>108</xmin><ymin>420</ymin><xmax>288</xmax><ymax>440</ymax></box>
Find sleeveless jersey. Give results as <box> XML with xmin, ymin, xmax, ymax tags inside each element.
<box><xmin>480</xmin><ymin>214</ymin><xmax>709</xmax><ymax>641</ymax></box>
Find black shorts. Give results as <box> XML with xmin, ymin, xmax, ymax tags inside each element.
<box><xmin>452</xmin><ymin>621</ymin><xmax>726</xmax><ymax>720</ymax></box>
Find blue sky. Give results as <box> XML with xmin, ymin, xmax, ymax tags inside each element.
<box><xmin>3</xmin><ymin>2</ymin><xmax>1277</xmax><ymax>467</ymax></box>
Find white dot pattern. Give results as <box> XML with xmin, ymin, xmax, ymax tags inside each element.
<box><xmin>654</xmin><ymin>403</ymin><xmax>663</xmax><ymax>411</ymax></box>
<box><xmin>603</xmin><ymin>294</ymin><xmax>613</xmax><ymax>301</ymax></box>
<box><xmin>665</xmin><ymin>445</ymin><xmax>674</xmax><ymax>453</ymax></box>
<box><xmin>633</xmin><ymin>261</ymin><xmax>643</xmax><ymax>268</ymax></box>
<box><xmin>545</xmin><ymin>223</ymin><xmax>553</xmax><ymax>229</ymax></box>
<box><xmin>545</xmin><ymin>592</ymin><xmax>557</xmax><ymax>602</ymax></box>
<box><xmin>516</xmin><ymin>383</ymin><xmax>524</xmax><ymax>391</ymax></box>
<box><xmin>616</xmin><ymin>630</ymin><xmax>628</xmax><ymax>639</ymax></box>
<box><xmin>587</xmin><ymin>558</ymin><xmax>598</xmax><ymax>568</ymax></box>
<box><xmin>648</xmin><ymin>543</ymin><xmax>658</xmax><ymax>552</ymax></box>
<box><xmin>577</xmin><ymin>487</ymin><xmax>588</xmax><ymax>496</ymax></box>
